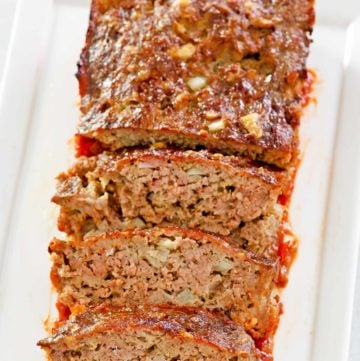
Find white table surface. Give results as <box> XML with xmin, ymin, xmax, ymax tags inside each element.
<box><xmin>0</xmin><ymin>0</ymin><xmax>358</xmax><ymax>359</ymax></box>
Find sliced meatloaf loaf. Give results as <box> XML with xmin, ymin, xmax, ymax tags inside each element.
<box><xmin>52</xmin><ymin>148</ymin><xmax>286</xmax><ymax>241</ymax></box>
<box><xmin>38</xmin><ymin>304</ymin><xmax>265</xmax><ymax>360</ymax></box>
<box><xmin>76</xmin><ymin>0</ymin><xmax>315</xmax><ymax>167</ymax></box>
<box><xmin>49</xmin><ymin>227</ymin><xmax>280</xmax><ymax>340</ymax></box>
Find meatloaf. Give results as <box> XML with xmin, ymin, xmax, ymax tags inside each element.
<box><xmin>52</xmin><ymin>148</ymin><xmax>286</xmax><ymax>241</ymax></box>
<box><xmin>49</xmin><ymin>227</ymin><xmax>280</xmax><ymax>339</ymax></box>
<box><xmin>76</xmin><ymin>0</ymin><xmax>315</xmax><ymax>167</ymax></box>
<box><xmin>38</xmin><ymin>304</ymin><xmax>265</xmax><ymax>360</ymax></box>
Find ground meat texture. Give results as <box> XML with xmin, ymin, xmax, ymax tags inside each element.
<box><xmin>38</xmin><ymin>305</ymin><xmax>265</xmax><ymax>360</ymax></box>
<box><xmin>228</xmin><ymin>207</ymin><xmax>283</xmax><ymax>259</ymax></box>
<box><xmin>76</xmin><ymin>0</ymin><xmax>314</xmax><ymax>167</ymax></box>
<box><xmin>49</xmin><ymin>227</ymin><xmax>280</xmax><ymax>340</ymax></box>
<box><xmin>52</xmin><ymin>149</ymin><xmax>285</xmax><ymax>241</ymax></box>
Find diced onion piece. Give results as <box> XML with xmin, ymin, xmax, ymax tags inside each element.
<box><xmin>147</xmin><ymin>248</ymin><xmax>170</xmax><ymax>268</ymax></box>
<box><xmin>204</xmin><ymin>111</ymin><xmax>220</xmax><ymax>120</ymax></box>
<box><xmin>170</xmin><ymin>43</ymin><xmax>196</xmax><ymax>61</ymax></box>
<box><xmin>208</xmin><ymin>119</ymin><xmax>226</xmax><ymax>133</ymax></box>
<box><xmin>214</xmin><ymin>258</ymin><xmax>234</xmax><ymax>273</ymax></box>
<box><xmin>105</xmin><ymin>247</ymin><xmax>115</xmax><ymax>257</ymax></box>
<box><xmin>187</xmin><ymin>76</ymin><xmax>207</xmax><ymax>91</ymax></box>
<box><xmin>273</xmin><ymin>204</ymin><xmax>284</xmax><ymax>216</ymax></box>
<box><xmin>265</xmin><ymin>74</ymin><xmax>272</xmax><ymax>83</ymax></box>
<box><xmin>124</xmin><ymin>45</ymin><xmax>137</xmax><ymax>55</ymax></box>
<box><xmin>172</xmin><ymin>0</ymin><xmax>190</xmax><ymax>8</ymax></box>
<box><xmin>137</xmin><ymin>69</ymin><xmax>150</xmax><ymax>81</ymax></box>
<box><xmin>95</xmin><ymin>193</ymin><xmax>109</xmax><ymax>209</ymax></box>
<box><xmin>174</xmin><ymin>21</ymin><xmax>186</xmax><ymax>34</ymax></box>
<box><xmin>177</xmin><ymin>289</ymin><xmax>197</xmax><ymax>304</ymax></box>
<box><xmin>174</xmin><ymin>91</ymin><xmax>190</xmax><ymax>109</ymax></box>
<box><xmin>146</xmin><ymin>253</ymin><xmax>161</xmax><ymax>268</ymax></box>
<box><xmin>88</xmin><ymin>340</ymin><xmax>100</xmax><ymax>351</ymax></box>
<box><xmin>99</xmin><ymin>177</ymin><xmax>110</xmax><ymax>190</ymax></box>
<box><xmin>127</xmin><ymin>217</ymin><xmax>146</xmax><ymax>228</ymax></box>
<box><xmin>86</xmin><ymin>180</ymin><xmax>100</xmax><ymax>196</ymax></box>
<box><xmin>244</xmin><ymin>2</ymin><xmax>253</xmax><ymax>10</ymax></box>
<box><xmin>159</xmin><ymin>238</ymin><xmax>180</xmax><ymax>250</ymax></box>
<box><xmin>240</xmin><ymin>113</ymin><xmax>263</xmax><ymax>139</ymax></box>
<box><xmin>248</xmin><ymin>318</ymin><xmax>258</xmax><ymax>328</ymax></box>
<box><xmin>131</xmin><ymin>9</ymin><xmax>141</xmax><ymax>20</ymax></box>
<box><xmin>186</xmin><ymin>167</ymin><xmax>206</xmax><ymax>176</ymax></box>
<box><xmin>156</xmin><ymin>248</ymin><xmax>170</xmax><ymax>262</ymax></box>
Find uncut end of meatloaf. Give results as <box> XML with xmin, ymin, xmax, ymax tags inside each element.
<box><xmin>76</xmin><ymin>0</ymin><xmax>315</xmax><ymax>167</ymax></box>
<box><xmin>52</xmin><ymin>148</ymin><xmax>286</xmax><ymax>241</ymax></box>
<box><xmin>49</xmin><ymin>227</ymin><xmax>281</xmax><ymax>340</ymax></box>
<box><xmin>38</xmin><ymin>304</ymin><xmax>264</xmax><ymax>361</ymax></box>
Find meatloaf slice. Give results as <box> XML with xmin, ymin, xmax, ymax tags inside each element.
<box><xmin>76</xmin><ymin>0</ymin><xmax>314</xmax><ymax>167</ymax></box>
<box><xmin>38</xmin><ymin>304</ymin><xmax>265</xmax><ymax>360</ymax></box>
<box><xmin>49</xmin><ymin>227</ymin><xmax>280</xmax><ymax>340</ymax></box>
<box><xmin>52</xmin><ymin>148</ymin><xmax>285</xmax><ymax>241</ymax></box>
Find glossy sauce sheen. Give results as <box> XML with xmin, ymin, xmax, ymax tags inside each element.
<box><xmin>40</xmin><ymin>305</ymin><xmax>266</xmax><ymax>358</ymax></box>
<box><xmin>77</xmin><ymin>0</ymin><xmax>315</xmax><ymax>166</ymax></box>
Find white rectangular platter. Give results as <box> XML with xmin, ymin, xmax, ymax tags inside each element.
<box><xmin>0</xmin><ymin>0</ymin><xmax>359</xmax><ymax>360</ymax></box>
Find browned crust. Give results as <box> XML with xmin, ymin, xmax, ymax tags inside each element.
<box><xmin>38</xmin><ymin>304</ymin><xmax>260</xmax><ymax>358</ymax></box>
<box><xmin>76</xmin><ymin>0</ymin><xmax>314</xmax><ymax>167</ymax></box>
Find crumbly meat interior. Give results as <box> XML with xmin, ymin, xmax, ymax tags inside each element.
<box><xmin>50</xmin><ymin>228</ymin><xmax>280</xmax><ymax>339</ymax></box>
<box><xmin>53</xmin><ymin>151</ymin><xmax>284</xmax><ymax>241</ymax></box>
